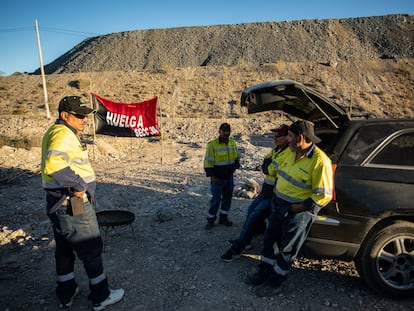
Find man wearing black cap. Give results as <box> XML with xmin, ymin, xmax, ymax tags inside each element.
<box><xmin>204</xmin><ymin>123</ymin><xmax>241</xmax><ymax>229</ymax></box>
<box><xmin>41</xmin><ymin>96</ymin><xmax>124</xmax><ymax>310</ymax></box>
<box><xmin>245</xmin><ymin>120</ymin><xmax>333</xmax><ymax>297</ymax></box>
<box><xmin>221</xmin><ymin>124</ymin><xmax>289</xmax><ymax>261</ymax></box>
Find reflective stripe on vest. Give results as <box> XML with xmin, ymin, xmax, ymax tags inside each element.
<box><xmin>274</xmin><ymin>146</ymin><xmax>333</xmax><ymax>207</ymax></box>
<box><xmin>204</xmin><ymin>138</ymin><xmax>240</xmax><ymax>168</ymax></box>
<box><xmin>41</xmin><ymin>124</ymin><xmax>95</xmax><ymax>189</ymax></box>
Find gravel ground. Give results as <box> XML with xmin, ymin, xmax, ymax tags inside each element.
<box><xmin>1</xmin><ymin>126</ymin><xmax>413</xmax><ymax>310</ymax></box>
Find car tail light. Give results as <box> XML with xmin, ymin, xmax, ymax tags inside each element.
<box><xmin>332</xmin><ymin>164</ymin><xmax>337</xmax><ymax>201</ymax></box>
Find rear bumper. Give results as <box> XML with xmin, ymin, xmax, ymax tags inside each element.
<box><xmin>302</xmin><ymin>237</ymin><xmax>360</xmax><ymax>261</ymax></box>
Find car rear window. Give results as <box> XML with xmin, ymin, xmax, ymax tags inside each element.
<box><xmin>340</xmin><ymin>124</ymin><xmax>414</xmax><ymax>166</ymax></box>
<box><xmin>341</xmin><ymin>126</ymin><xmax>386</xmax><ymax>164</ymax></box>
<box><xmin>370</xmin><ymin>132</ymin><xmax>414</xmax><ymax>167</ymax></box>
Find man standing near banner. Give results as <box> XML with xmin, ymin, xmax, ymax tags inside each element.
<box><xmin>41</xmin><ymin>96</ymin><xmax>124</xmax><ymax>310</ymax></box>
<box><xmin>204</xmin><ymin>122</ymin><xmax>241</xmax><ymax>229</ymax></box>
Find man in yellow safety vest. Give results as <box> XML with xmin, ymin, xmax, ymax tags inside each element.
<box><xmin>245</xmin><ymin>120</ymin><xmax>333</xmax><ymax>297</ymax></box>
<box><xmin>41</xmin><ymin>96</ymin><xmax>124</xmax><ymax>310</ymax></box>
<box><xmin>204</xmin><ymin>122</ymin><xmax>241</xmax><ymax>229</ymax></box>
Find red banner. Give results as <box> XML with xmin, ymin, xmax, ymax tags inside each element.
<box><xmin>92</xmin><ymin>94</ymin><xmax>161</xmax><ymax>137</ymax></box>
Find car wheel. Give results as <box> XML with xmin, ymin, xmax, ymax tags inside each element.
<box><xmin>356</xmin><ymin>220</ymin><xmax>414</xmax><ymax>297</ymax></box>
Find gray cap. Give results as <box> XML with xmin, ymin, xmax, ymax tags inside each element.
<box><xmin>289</xmin><ymin>120</ymin><xmax>321</xmax><ymax>143</ymax></box>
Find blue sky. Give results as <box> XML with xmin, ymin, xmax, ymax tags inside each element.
<box><xmin>1</xmin><ymin>0</ymin><xmax>413</xmax><ymax>75</ymax></box>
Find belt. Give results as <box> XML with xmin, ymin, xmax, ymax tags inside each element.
<box><xmin>61</xmin><ymin>197</ymin><xmax>89</xmax><ymax>206</ymax></box>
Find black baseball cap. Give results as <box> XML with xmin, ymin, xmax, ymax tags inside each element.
<box><xmin>289</xmin><ymin>120</ymin><xmax>321</xmax><ymax>143</ymax></box>
<box><xmin>58</xmin><ymin>96</ymin><xmax>95</xmax><ymax>116</ymax></box>
<box><xmin>271</xmin><ymin>124</ymin><xmax>289</xmax><ymax>136</ymax></box>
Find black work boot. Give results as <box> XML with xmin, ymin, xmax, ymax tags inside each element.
<box><xmin>254</xmin><ymin>221</ymin><xmax>267</xmax><ymax>235</ymax></box>
<box><xmin>205</xmin><ymin>219</ymin><xmax>215</xmax><ymax>230</ymax></box>
<box><xmin>218</xmin><ymin>214</ymin><xmax>233</xmax><ymax>226</ymax></box>
<box><xmin>56</xmin><ymin>278</ymin><xmax>79</xmax><ymax>308</ymax></box>
<box><xmin>88</xmin><ymin>277</ymin><xmax>110</xmax><ymax>306</ymax></box>
<box><xmin>221</xmin><ymin>247</ymin><xmax>241</xmax><ymax>262</ymax></box>
<box><xmin>255</xmin><ymin>271</ymin><xmax>287</xmax><ymax>297</ymax></box>
<box><xmin>244</xmin><ymin>262</ymin><xmax>273</xmax><ymax>285</ymax></box>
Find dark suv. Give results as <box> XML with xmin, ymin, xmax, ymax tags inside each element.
<box><xmin>241</xmin><ymin>80</ymin><xmax>414</xmax><ymax>297</ymax></box>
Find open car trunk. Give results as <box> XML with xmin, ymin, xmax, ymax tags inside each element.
<box><xmin>240</xmin><ymin>80</ymin><xmax>351</xmax><ymax>153</ymax></box>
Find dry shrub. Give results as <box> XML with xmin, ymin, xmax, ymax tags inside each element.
<box><xmin>12</xmin><ymin>109</ymin><xmax>26</xmax><ymax>115</ymax></box>
<box><xmin>160</xmin><ymin>65</ymin><xmax>174</xmax><ymax>74</ymax></box>
<box><xmin>0</xmin><ymin>135</ymin><xmax>41</xmax><ymax>149</ymax></box>
<box><xmin>69</xmin><ymin>79</ymin><xmax>91</xmax><ymax>90</ymax></box>
<box><xmin>274</xmin><ymin>60</ymin><xmax>287</xmax><ymax>72</ymax></box>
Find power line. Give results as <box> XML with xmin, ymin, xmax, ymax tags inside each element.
<box><xmin>0</xmin><ymin>26</ymin><xmax>33</xmax><ymax>32</ymax></box>
<box><xmin>41</xmin><ymin>27</ymin><xmax>99</xmax><ymax>36</ymax></box>
<box><xmin>0</xmin><ymin>26</ymin><xmax>100</xmax><ymax>37</ymax></box>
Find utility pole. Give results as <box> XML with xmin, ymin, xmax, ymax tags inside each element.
<box><xmin>35</xmin><ymin>19</ymin><xmax>51</xmax><ymax>118</ymax></box>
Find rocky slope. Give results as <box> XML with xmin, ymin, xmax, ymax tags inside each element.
<box><xmin>35</xmin><ymin>14</ymin><xmax>414</xmax><ymax>74</ymax></box>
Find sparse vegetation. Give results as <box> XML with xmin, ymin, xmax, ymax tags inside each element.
<box><xmin>68</xmin><ymin>78</ymin><xmax>90</xmax><ymax>90</ymax></box>
<box><xmin>160</xmin><ymin>64</ymin><xmax>174</xmax><ymax>74</ymax></box>
<box><xmin>0</xmin><ymin>58</ymin><xmax>413</xmax><ymax>124</ymax></box>
<box><xmin>11</xmin><ymin>109</ymin><xmax>25</xmax><ymax>115</ymax></box>
<box><xmin>0</xmin><ymin>135</ymin><xmax>40</xmax><ymax>149</ymax></box>
<box><xmin>275</xmin><ymin>60</ymin><xmax>287</xmax><ymax>72</ymax></box>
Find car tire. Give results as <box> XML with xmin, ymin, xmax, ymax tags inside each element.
<box><xmin>355</xmin><ymin>220</ymin><xmax>414</xmax><ymax>298</ymax></box>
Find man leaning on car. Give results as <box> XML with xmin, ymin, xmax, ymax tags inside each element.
<box><xmin>245</xmin><ymin>120</ymin><xmax>334</xmax><ymax>297</ymax></box>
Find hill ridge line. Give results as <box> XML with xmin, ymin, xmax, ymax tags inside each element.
<box><xmin>35</xmin><ymin>14</ymin><xmax>414</xmax><ymax>74</ymax></box>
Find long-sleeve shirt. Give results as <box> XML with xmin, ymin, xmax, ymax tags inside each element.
<box><xmin>204</xmin><ymin>137</ymin><xmax>240</xmax><ymax>179</ymax></box>
<box><xmin>268</xmin><ymin>144</ymin><xmax>333</xmax><ymax>214</ymax></box>
<box><xmin>41</xmin><ymin>119</ymin><xmax>96</xmax><ymax>212</ymax></box>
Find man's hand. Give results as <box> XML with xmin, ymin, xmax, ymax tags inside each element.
<box><xmin>291</xmin><ymin>203</ymin><xmax>306</xmax><ymax>213</ymax></box>
<box><xmin>211</xmin><ymin>176</ymin><xmax>221</xmax><ymax>185</ymax></box>
<box><xmin>69</xmin><ymin>189</ymin><xmax>86</xmax><ymax>198</ymax></box>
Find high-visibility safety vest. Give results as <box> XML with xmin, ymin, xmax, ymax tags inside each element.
<box><xmin>269</xmin><ymin>145</ymin><xmax>333</xmax><ymax>209</ymax></box>
<box><xmin>41</xmin><ymin>123</ymin><xmax>96</xmax><ymax>189</ymax></box>
<box><xmin>204</xmin><ymin>138</ymin><xmax>240</xmax><ymax>179</ymax></box>
<box><xmin>263</xmin><ymin>147</ymin><xmax>288</xmax><ymax>186</ymax></box>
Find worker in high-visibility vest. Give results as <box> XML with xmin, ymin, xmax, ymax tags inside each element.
<box><xmin>245</xmin><ymin>120</ymin><xmax>333</xmax><ymax>297</ymax></box>
<box><xmin>41</xmin><ymin>96</ymin><xmax>124</xmax><ymax>310</ymax></box>
<box><xmin>204</xmin><ymin>123</ymin><xmax>241</xmax><ymax>229</ymax></box>
<box><xmin>221</xmin><ymin>124</ymin><xmax>289</xmax><ymax>261</ymax></box>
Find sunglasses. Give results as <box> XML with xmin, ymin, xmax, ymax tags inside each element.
<box><xmin>68</xmin><ymin>112</ymin><xmax>87</xmax><ymax>119</ymax></box>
